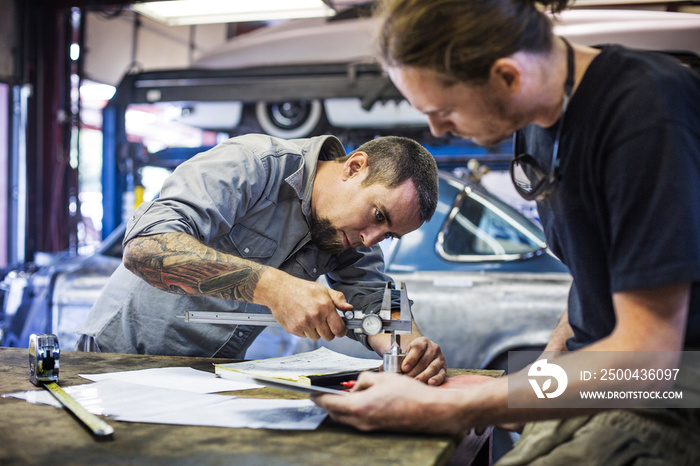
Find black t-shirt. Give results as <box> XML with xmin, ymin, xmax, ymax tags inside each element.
<box><xmin>515</xmin><ymin>45</ymin><xmax>700</xmax><ymax>350</ymax></box>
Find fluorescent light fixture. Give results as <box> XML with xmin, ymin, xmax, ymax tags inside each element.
<box><xmin>132</xmin><ymin>0</ymin><xmax>336</xmax><ymax>26</ymax></box>
<box><xmin>80</xmin><ymin>81</ymin><xmax>116</xmax><ymax>102</ymax></box>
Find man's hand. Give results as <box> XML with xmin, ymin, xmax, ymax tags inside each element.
<box><xmin>312</xmin><ymin>371</ymin><xmax>468</xmax><ymax>434</ymax></box>
<box><xmin>257</xmin><ymin>268</ymin><xmax>350</xmax><ymax>341</ymax></box>
<box><xmin>369</xmin><ymin>319</ymin><xmax>447</xmax><ymax>385</ymax></box>
<box><xmin>401</xmin><ymin>337</ymin><xmax>447</xmax><ymax>385</ymax></box>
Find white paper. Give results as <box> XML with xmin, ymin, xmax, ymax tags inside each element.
<box><xmin>4</xmin><ymin>380</ymin><xmax>327</xmax><ymax>430</ymax></box>
<box><xmin>79</xmin><ymin>366</ymin><xmax>262</xmax><ymax>393</ymax></box>
<box><xmin>216</xmin><ymin>347</ymin><xmax>383</xmax><ymax>381</ymax></box>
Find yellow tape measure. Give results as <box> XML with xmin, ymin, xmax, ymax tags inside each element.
<box><xmin>44</xmin><ymin>382</ymin><xmax>114</xmax><ymax>437</ymax></box>
<box><xmin>29</xmin><ymin>334</ymin><xmax>114</xmax><ymax>438</ymax></box>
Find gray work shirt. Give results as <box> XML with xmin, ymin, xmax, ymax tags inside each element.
<box><xmin>76</xmin><ymin>134</ymin><xmax>394</xmax><ymax>357</ymax></box>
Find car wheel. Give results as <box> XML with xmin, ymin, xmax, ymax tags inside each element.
<box><xmin>255</xmin><ymin>99</ymin><xmax>325</xmax><ymax>139</ymax></box>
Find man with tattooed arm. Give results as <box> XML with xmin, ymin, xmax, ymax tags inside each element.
<box><xmin>76</xmin><ymin>133</ymin><xmax>446</xmax><ymax>384</ymax></box>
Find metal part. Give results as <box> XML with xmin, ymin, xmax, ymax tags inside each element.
<box><xmin>28</xmin><ymin>334</ymin><xmax>114</xmax><ymax>438</ymax></box>
<box><xmin>383</xmin><ymin>341</ymin><xmax>406</xmax><ymax>374</ymax></box>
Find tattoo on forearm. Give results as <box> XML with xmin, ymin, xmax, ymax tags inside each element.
<box><xmin>125</xmin><ymin>233</ymin><xmax>263</xmax><ymax>302</ymax></box>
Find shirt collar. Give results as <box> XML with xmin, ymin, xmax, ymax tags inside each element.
<box><xmin>285</xmin><ymin>135</ymin><xmax>346</xmax><ymax>218</ymax></box>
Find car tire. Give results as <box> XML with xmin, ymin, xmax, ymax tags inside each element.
<box><xmin>255</xmin><ymin>99</ymin><xmax>325</xmax><ymax>139</ymax></box>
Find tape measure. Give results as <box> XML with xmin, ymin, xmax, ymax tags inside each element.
<box><xmin>29</xmin><ymin>333</ymin><xmax>60</xmax><ymax>385</ymax></box>
<box><xmin>29</xmin><ymin>334</ymin><xmax>114</xmax><ymax>438</ymax></box>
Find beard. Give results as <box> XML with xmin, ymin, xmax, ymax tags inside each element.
<box><xmin>309</xmin><ymin>215</ymin><xmax>345</xmax><ymax>255</ymax></box>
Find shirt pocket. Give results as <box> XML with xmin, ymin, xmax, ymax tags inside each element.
<box><xmin>292</xmin><ymin>247</ymin><xmax>319</xmax><ymax>280</ymax></box>
<box><xmin>231</xmin><ymin>224</ymin><xmax>278</xmax><ymax>259</ymax></box>
<box><xmin>292</xmin><ymin>247</ymin><xmax>339</xmax><ymax>280</ymax></box>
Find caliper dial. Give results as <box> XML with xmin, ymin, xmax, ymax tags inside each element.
<box><xmin>361</xmin><ymin>314</ymin><xmax>383</xmax><ymax>335</ymax></box>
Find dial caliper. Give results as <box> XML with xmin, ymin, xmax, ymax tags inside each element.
<box><xmin>179</xmin><ymin>282</ymin><xmax>413</xmax><ymax>373</ymax></box>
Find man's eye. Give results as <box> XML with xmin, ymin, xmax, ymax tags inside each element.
<box><xmin>375</xmin><ymin>210</ymin><xmax>385</xmax><ymax>222</ymax></box>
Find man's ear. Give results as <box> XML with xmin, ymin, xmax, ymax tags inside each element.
<box><xmin>342</xmin><ymin>151</ymin><xmax>369</xmax><ymax>180</ymax></box>
<box><xmin>490</xmin><ymin>57</ymin><xmax>522</xmax><ymax>96</ymax></box>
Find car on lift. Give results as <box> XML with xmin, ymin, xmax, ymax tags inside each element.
<box><xmin>125</xmin><ymin>8</ymin><xmax>700</xmax><ymax>141</ymax></box>
<box><xmin>0</xmin><ymin>165</ymin><xmax>571</xmax><ymax>372</ymax></box>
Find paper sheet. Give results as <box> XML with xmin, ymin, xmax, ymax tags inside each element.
<box><xmin>4</xmin><ymin>380</ymin><xmax>327</xmax><ymax>430</ymax></box>
<box><xmin>215</xmin><ymin>347</ymin><xmax>383</xmax><ymax>382</ymax></box>
<box><xmin>80</xmin><ymin>366</ymin><xmax>262</xmax><ymax>393</ymax></box>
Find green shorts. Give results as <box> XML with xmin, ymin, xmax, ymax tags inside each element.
<box><xmin>497</xmin><ymin>408</ymin><xmax>700</xmax><ymax>466</ymax></box>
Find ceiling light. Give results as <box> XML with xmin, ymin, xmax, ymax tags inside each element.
<box><xmin>131</xmin><ymin>0</ymin><xmax>336</xmax><ymax>26</ymax></box>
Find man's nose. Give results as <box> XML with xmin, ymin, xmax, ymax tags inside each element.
<box><xmin>360</xmin><ymin>228</ymin><xmax>386</xmax><ymax>247</ymax></box>
<box><xmin>427</xmin><ymin>114</ymin><xmax>451</xmax><ymax>138</ymax></box>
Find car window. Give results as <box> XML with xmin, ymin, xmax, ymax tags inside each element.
<box><xmin>438</xmin><ymin>189</ymin><xmax>546</xmax><ymax>261</ymax></box>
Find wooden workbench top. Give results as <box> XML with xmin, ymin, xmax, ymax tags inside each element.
<box><xmin>0</xmin><ymin>347</ymin><xmax>496</xmax><ymax>466</ymax></box>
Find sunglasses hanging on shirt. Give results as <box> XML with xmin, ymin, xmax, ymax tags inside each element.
<box><xmin>510</xmin><ymin>38</ymin><xmax>575</xmax><ymax>201</ymax></box>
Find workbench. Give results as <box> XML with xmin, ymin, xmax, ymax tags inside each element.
<box><xmin>0</xmin><ymin>347</ymin><xmax>495</xmax><ymax>465</ymax></box>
